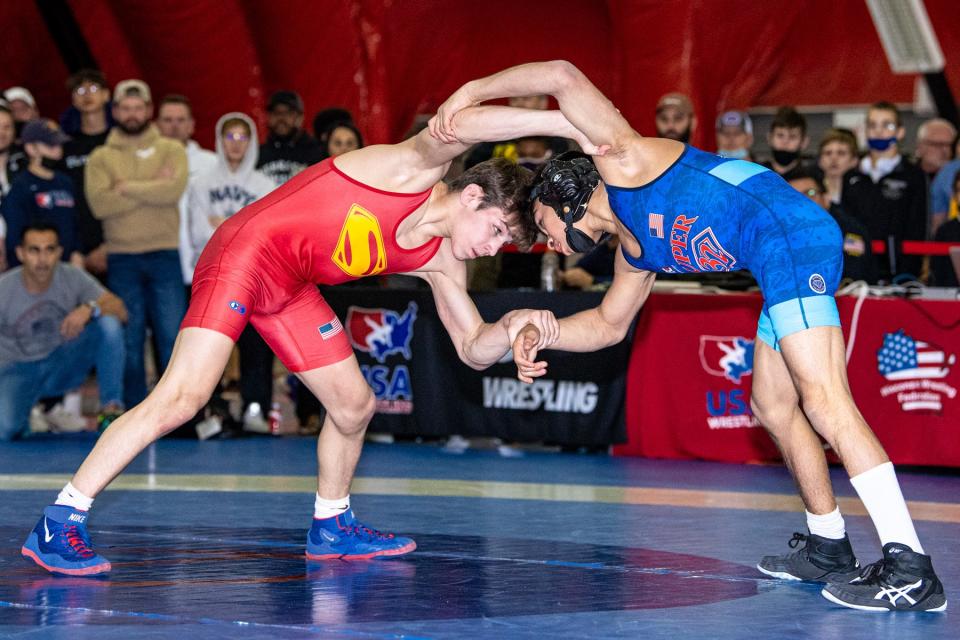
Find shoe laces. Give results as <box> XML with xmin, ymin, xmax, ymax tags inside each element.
<box><xmin>787</xmin><ymin>532</ymin><xmax>808</xmax><ymax>549</ymax></box>
<box><xmin>63</xmin><ymin>525</ymin><xmax>95</xmax><ymax>559</ymax></box>
<box><xmin>852</xmin><ymin>557</ymin><xmax>894</xmax><ymax>585</ymax></box>
<box><xmin>350</xmin><ymin>524</ymin><xmax>395</xmax><ymax>542</ymax></box>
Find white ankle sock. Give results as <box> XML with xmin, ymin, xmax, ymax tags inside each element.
<box><xmin>850</xmin><ymin>462</ymin><xmax>924</xmax><ymax>553</ymax></box>
<box><xmin>55</xmin><ymin>482</ymin><xmax>94</xmax><ymax>511</ymax></box>
<box><xmin>806</xmin><ymin>507</ymin><xmax>846</xmax><ymax>540</ymax></box>
<box><xmin>314</xmin><ymin>493</ymin><xmax>350</xmax><ymax>520</ymax></box>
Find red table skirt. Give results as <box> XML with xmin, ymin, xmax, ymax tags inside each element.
<box><xmin>614</xmin><ymin>292</ymin><xmax>960</xmax><ymax>467</ymax></box>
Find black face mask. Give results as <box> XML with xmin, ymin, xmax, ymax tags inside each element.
<box><xmin>772</xmin><ymin>149</ymin><xmax>800</xmax><ymax>167</ymax></box>
<box><xmin>40</xmin><ymin>156</ymin><xmax>59</xmax><ymax>170</ymax></box>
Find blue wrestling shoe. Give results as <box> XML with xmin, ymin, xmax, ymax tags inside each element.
<box><xmin>21</xmin><ymin>505</ymin><xmax>111</xmax><ymax>576</ymax></box>
<box><xmin>306</xmin><ymin>508</ymin><xmax>416</xmax><ymax>560</ymax></box>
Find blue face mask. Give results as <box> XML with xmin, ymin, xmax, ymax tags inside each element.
<box><xmin>867</xmin><ymin>137</ymin><xmax>897</xmax><ymax>152</ymax></box>
<box><xmin>717</xmin><ymin>148</ymin><xmax>749</xmax><ymax>160</ymax></box>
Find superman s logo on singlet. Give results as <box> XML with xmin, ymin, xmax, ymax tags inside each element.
<box><xmin>333</xmin><ymin>203</ymin><xmax>388</xmax><ymax>277</ymax></box>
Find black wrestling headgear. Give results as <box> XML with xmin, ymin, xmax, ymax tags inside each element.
<box><xmin>529</xmin><ymin>151</ymin><xmax>606</xmax><ymax>253</ymax></box>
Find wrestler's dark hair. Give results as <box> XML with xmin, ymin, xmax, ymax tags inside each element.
<box><xmin>448</xmin><ymin>158</ymin><xmax>537</xmax><ymax>251</ymax></box>
<box><xmin>770</xmin><ymin>106</ymin><xmax>807</xmax><ymax>137</ymax></box>
<box><xmin>869</xmin><ymin>101</ymin><xmax>901</xmax><ymax>128</ymax></box>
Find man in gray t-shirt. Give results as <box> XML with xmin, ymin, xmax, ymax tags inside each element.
<box><xmin>0</xmin><ymin>223</ymin><xmax>127</xmax><ymax>440</ymax></box>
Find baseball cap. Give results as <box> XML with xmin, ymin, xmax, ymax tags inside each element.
<box><xmin>113</xmin><ymin>79</ymin><xmax>152</xmax><ymax>104</ymax></box>
<box><xmin>716</xmin><ymin>110</ymin><xmax>753</xmax><ymax>135</ymax></box>
<box><xmin>3</xmin><ymin>87</ymin><xmax>36</xmax><ymax>107</ymax></box>
<box><xmin>267</xmin><ymin>90</ymin><xmax>304</xmax><ymax>113</ymax></box>
<box><xmin>21</xmin><ymin>119</ymin><xmax>70</xmax><ymax>146</ymax></box>
<box><xmin>656</xmin><ymin>92</ymin><xmax>693</xmax><ymax>115</ymax></box>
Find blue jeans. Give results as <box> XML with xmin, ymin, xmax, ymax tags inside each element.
<box><xmin>108</xmin><ymin>250</ymin><xmax>186</xmax><ymax>407</ymax></box>
<box><xmin>0</xmin><ymin>316</ymin><xmax>125</xmax><ymax>441</ymax></box>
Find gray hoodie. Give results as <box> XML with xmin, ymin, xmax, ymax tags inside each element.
<box><xmin>184</xmin><ymin>112</ymin><xmax>275</xmax><ymax>279</ymax></box>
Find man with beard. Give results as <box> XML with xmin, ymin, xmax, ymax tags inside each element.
<box><xmin>85</xmin><ymin>79</ymin><xmax>188</xmax><ymax>409</ymax></box>
<box><xmin>257</xmin><ymin>91</ymin><xmax>324</xmax><ymax>187</ymax></box>
<box><xmin>654</xmin><ymin>92</ymin><xmax>695</xmax><ymax>143</ymax></box>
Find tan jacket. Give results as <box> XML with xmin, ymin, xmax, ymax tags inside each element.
<box><xmin>86</xmin><ymin>124</ymin><xmax>188</xmax><ymax>254</ymax></box>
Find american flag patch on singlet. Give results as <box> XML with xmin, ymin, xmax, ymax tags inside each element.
<box><xmin>648</xmin><ymin>213</ymin><xmax>664</xmax><ymax>238</ymax></box>
<box><xmin>318</xmin><ymin>318</ymin><xmax>343</xmax><ymax>340</ymax></box>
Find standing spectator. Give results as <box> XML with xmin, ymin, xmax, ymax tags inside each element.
<box><xmin>0</xmin><ymin>223</ymin><xmax>126</xmax><ymax>441</ymax></box>
<box><xmin>930</xmin><ymin>134</ymin><xmax>960</xmax><ymax>236</ymax></box>
<box><xmin>155</xmin><ymin>94</ymin><xmax>217</xmax><ymax>287</ymax></box>
<box><xmin>59</xmin><ymin>69</ymin><xmax>112</xmax><ymax>275</ymax></box>
<box><xmin>257</xmin><ymin>90</ymin><xmax>324</xmax><ymax>187</ymax></box>
<box><xmin>0</xmin><ymin>106</ymin><xmax>28</xmax><ymax>207</ymax></box>
<box><xmin>914</xmin><ymin>118</ymin><xmax>956</xmax><ymax>182</ymax></box>
<box><xmin>654</xmin><ymin>92</ymin><xmax>696</xmax><ymax>143</ymax></box>
<box><xmin>85</xmin><ymin>79</ymin><xmax>188</xmax><ymax>408</ymax></box>
<box><xmin>842</xmin><ymin>101</ymin><xmax>927</xmax><ymax>280</ymax></box>
<box><xmin>762</xmin><ymin>106</ymin><xmax>810</xmax><ymax>181</ymax></box>
<box><xmin>788</xmin><ymin>169</ymin><xmax>876</xmax><ymax>284</ymax></box>
<box><xmin>817</xmin><ymin>128</ymin><xmax>860</xmax><ymax>206</ymax></box>
<box><xmin>3</xmin><ymin>87</ymin><xmax>40</xmax><ymax>139</ymax></box>
<box><xmin>186</xmin><ymin>113</ymin><xmax>275</xmax><ymax>433</ymax></box>
<box><xmin>1</xmin><ymin>120</ymin><xmax>82</xmax><ymax>269</ymax></box>
<box><xmin>715</xmin><ymin>110</ymin><xmax>754</xmax><ymax>160</ymax></box>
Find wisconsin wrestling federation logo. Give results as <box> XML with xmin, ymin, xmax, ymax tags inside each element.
<box><xmin>346</xmin><ymin>302</ymin><xmax>418</xmax><ymax>363</ymax></box>
<box><xmin>699</xmin><ymin>335</ymin><xmax>754</xmax><ymax>384</ymax></box>
<box><xmin>877</xmin><ymin>329</ymin><xmax>956</xmax><ymax>413</ymax></box>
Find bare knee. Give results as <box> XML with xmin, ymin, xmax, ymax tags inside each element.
<box><xmin>143</xmin><ymin>385</ymin><xmax>209</xmax><ymax>435</ymax></box>
<box><xmin>327</xmin><ymin>389</ymin><xmax>375</xmax><ymax>436</ymax></box>
<box><xmin>751</xmin><ymin>390</ymin><xmax>798</xmax><ymax>435</ymax></box>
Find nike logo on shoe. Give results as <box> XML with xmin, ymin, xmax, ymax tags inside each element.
<box><xmin>43</xmin><ymin>518</ymin><xmax>54</xmax><ymax>543</ymax></box>
<box><xmin>67</xmin><ymin>513</ymin><xmax>86</xmax><ymax>523</ymax></box>
<box><xmin>319</xmin><ymin>529</ymin><xmax>338</xmax><ymax>543</ymax></box>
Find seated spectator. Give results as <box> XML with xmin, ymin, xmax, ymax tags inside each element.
<box><xmin>463</xmin><ymin>95</ymin><xmax>568</xmax><ymax>169</ymax></box>
<box><xmin>0</xmin><ymin>105</ymin><xmax>27</xmax><ymax>208</ymax></box>
<box><xmin>324</xmin><ymin>122</ymin><xmax>363</xmax><ymax>158</ymax></box>
<box><xmin>931</xmin><ymin>171</ymin><xmax>960</xmax><ymax>287</ymax></box>
<box><xmin>0</xmin><ymin>223</ymin><xmax>126</xmax><ymax>441</ymax></box>
<box><xmin>2</xmin><ymin>120</ymin><xmax>82</xmax><ymax>269</ymax></box>
<box><xmin>914</xmin><ymin>118</ymin><xmax>956</xmax><ymax>183</ymax></box>
<box><xmin>715</xmin><ymin>110</ymin><xmax>754</xmax><ymax>160</ymax></box>
<box><xmin>655</xmin><ymin>92</ymin><xmax>696</xmax><ymax>143</ymax></box>
<box><xmin>559</xmin><ymin>236</ymin><xmax>619</xmax><ymax>289</ymax></box>
<box><xmin>762</xmin><ymin>106</ymin><xmax>810</xmax><ymax>181</ymax></box>
<box><xmin>930</xmin><ymin>136</ymin><xmax>960</xmax><ymax>237</ymax></box>
<box><xmin>817</xmin><ymin>128</ymin><xmax>860</xmax><ymax>206</ymax></box>
<box><xmin>312</xmin><ymin>107</ymin><xmax>354</xmax><ymax>154</ymax></box>
<box><xmin>788</xmin><ymin>169</ymin><xmax>876</xmax><ymax>284</ymax></box>
<box><xmin>842</xmin><ymin>101</ymin><xmax>926</xmax><ymax>281</ymax></box>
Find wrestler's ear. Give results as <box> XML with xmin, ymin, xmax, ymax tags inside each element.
<box><xmin>458</xmin><ymin>183</ymin><xmax>485</xmax><ymax>210</ymax></box>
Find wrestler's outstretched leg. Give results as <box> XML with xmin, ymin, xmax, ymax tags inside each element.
<box><xmin>297</xmin><ymin>356</ymin><xmax>416</xmax><ymax>560</ymax></box>
<box><xmin>22</xmin><ymin>328</ymin><xmax>235</xmax><ymax>575</ymax></box>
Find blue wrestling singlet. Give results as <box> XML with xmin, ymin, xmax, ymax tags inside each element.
<box><xmin>606</xmin><ymin>145</ymin><xmax>843</xmax><ymax>349</ymax></box>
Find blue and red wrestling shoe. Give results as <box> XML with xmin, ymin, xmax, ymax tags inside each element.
<box><xmin>306</xmin><ymin>508</ymin><xmax>416</xmax><ymax>560</ymax></box>
<box><xmin>21</xmin><ymin>505</ymin><xmax>111</xmax><ymax>576</ymax></box>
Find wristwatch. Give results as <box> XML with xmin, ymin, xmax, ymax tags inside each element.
<box><xmin>85</xmin><ymin>300</ymin><xmax>102</xmax><ymax>319</ymax></box>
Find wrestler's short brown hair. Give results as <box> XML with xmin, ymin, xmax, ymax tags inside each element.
<box><xmin>448</xmin><ymin>158</ymin><xmax>537</xmax><ymax>251</ymax></box>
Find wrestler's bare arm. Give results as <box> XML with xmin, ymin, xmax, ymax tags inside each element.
<box><xmin>409</xmin><ymin>243</ymin><xmax>557</xmax><ymax>370</ymax></box>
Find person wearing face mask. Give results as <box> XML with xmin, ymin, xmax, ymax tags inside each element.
<box><xmin>761</xmin><ymin>106</ymin><xmax>810</xmax><ymax>181</ymax></box>
<box><xmin>841</xmin><ymin>101</ymin><xmax>927</xmax><ymax>281</ymax></box>
<box><xmin>1</xmin><ymin>120</ymin><xmax>82</xmax><ymax>269</ymax></box>
<box><xmin>715</xmin><ymin>110</ymin><xmax>754</xmax><ymax>161</ymax></box>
